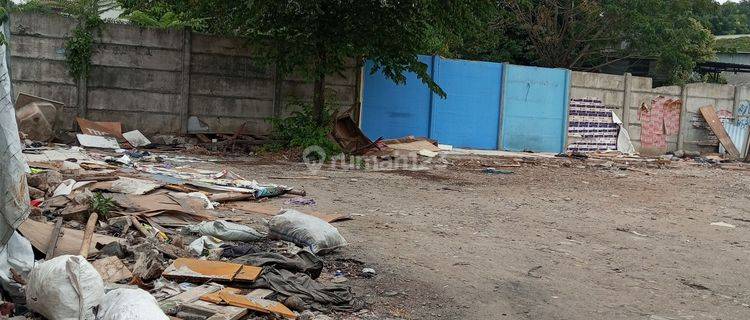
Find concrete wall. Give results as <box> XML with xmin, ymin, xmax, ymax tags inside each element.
<box><xmin>571</xmin><ymin>71</ymin><xmax>750</xmax><ymax>154</ymax></box>
<box><xmin>8</xmin><ymin>12</ymin><xmax>359</xmax><ymax>136</ymax></box>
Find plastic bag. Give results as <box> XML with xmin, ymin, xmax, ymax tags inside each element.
<box><xmin>268</xmin><ymin>209</ymin><xmax>347</xmax><ymax>254</ymax></box>
<box><xmin>26</xmin><ymin>255</ymin><xmax>104</xmax><ymax>320</ymax></box>
<box><xmin>188</xmin><ymin>236</ymin><xmax>222</xmax><ymax>256</ymax></box>
<box><xmin>0</xmin><ymin>27</ymin><xmax>30</xmax><ymax>246</ymax></box>
<box><xmin>98</xmin><ymin>288</ymin><xmax>169</xmax><ymax>320</ymax></box>
<box><xmin>0</xmin><ymin>231</ymin><xmax>34</xmax><ymax>303</ymax></box>
<box><xmin>184</xmin><ymin>220</ymin><xmax>264</xmax><ymax>242</ymax></box>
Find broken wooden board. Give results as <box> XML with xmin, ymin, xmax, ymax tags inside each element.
<box><xmin>110</xmin><ymin>193</ymin><xmax>214</xmax><ymax>227</ymax></box>
<box><xmin>91</xmin><ymin>256</ymin><xmax>133</xmax><ymax>283</ymax></box>
<box><xmin>162</xmin><ymin>258</ymin><xmax>262</xmax><ymax>283</ymax></box>
<box><xmin>184</xmin><ymin>300</ymin><xmax>247</xmax><ymax>320</ymax></box>
<box><xmin>76</xmin><ymin>117</ymin><xmax>123</xmax><ymax>138</ymax></box>
<box><xmin>246</xmin><ymin>289</ymin><xmax>273</xmax><ymax>299</ymax></box>
<box><xmin>18</xmin><ymin>219</ymin><xmax>123</xmax><ymax>257</ymax></box>
<box><xmin>201</xmin><ymin>288</ymin><xmax>296</xmax><ymax>319</ymax></box>
<box><xmin>385</xmin><ymin>139</ymin><xmax>442</xmax><ymax>152</ymax></box>
<box><xmin>160</xmin><ymin>283</ymin><xmax>248</xmax><ymax>320</ymax></box>
<box><xmin>700</xmin><ymin>106</ymin><xmax>741</xmax><ymax>159</ymax></box>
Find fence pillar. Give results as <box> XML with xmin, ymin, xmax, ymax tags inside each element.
<box><xmin>677</xmin><ymin>84</ymin><xmax>689</xmax><ymax>151</ymax></box>
<box><xmin>77</xmin><ymin>77</ymin><xmax>87</xmax><ymax>120</ymax></box>
<box><xmin>622</xmin><ymin>73</ymin><xmax>632</xmax><ymax>134</ymax></box>
<box><xmin>272</xmin><ymin>63</ymin><xmax>282</xmax><ymax>118</ymax></box>
<box><xmin>178</xmin><ymin>29</ymin><xmax>192</xmax><ymax>135</ymax></box>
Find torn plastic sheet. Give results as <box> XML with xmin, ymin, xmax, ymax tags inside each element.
<box><xmin>612</xmin><ymin>111</ymin><xmax>636</xmax><ymax>155</ymax></box>
<box><xmin>0</xmin><ymin>23</ymin><xmax>30</xmax><ymax>246</ymax></box>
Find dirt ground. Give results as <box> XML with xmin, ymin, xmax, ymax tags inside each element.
<box><xmin>196</xmin><ymin>153</ymin><xmax>750</xmax><ymax>320</ymax></box>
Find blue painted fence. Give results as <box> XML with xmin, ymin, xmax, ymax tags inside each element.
<box><xmin>361</xmin><ymin>55</ymin><xmax>571</xmax><ymax>153</ymax></box>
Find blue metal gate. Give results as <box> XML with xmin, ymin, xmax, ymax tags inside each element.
<box><xmin>430</xmin><ymin>57</ymin><xmax>502</xmax><ymax>149</ymax></box>
<box><xmin>500</xmin><ymin>65</ymin><xmax>571</xmax><ymax>153</ymax></box>
<box><xmin>361</xmin><ymin>56</ymin><xmax>433</xmax><ymax>140</ymax></box>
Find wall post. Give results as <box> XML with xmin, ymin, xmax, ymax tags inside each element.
<box><xmin>622</xmin><ymin>73</ymin><xmax>632</xmax><ymax>134</ymax></box>
<box><xmin>272</xmin><ymin>63</ymin><xmax>282</xmax><ymax>118</ymax></box>
<box><xmin>178</xmin><ymin>28</ymin><xmax>192</xmax><ymax>135</ymax></box>
<box><xmin>677</xmin><ymin>84</ymin><xmax>689</xmax><ymax>151</ymax></box>
<box><xmin>77</xmin><ymin>77</ymin><xmax>87</xmax><ymax>120</ymax></box>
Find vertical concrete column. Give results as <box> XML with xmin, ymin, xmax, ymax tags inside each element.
<box><xmin>272</xmin><ymin>63</ymin><xmax>282</xmax><ymax>118</ymax></box>
<box><xmin>677</xmin><ymin>84</ymin><xmax>689</xmax><ymax>151</ymax></box>
<box><xmin>178</xmin><ymin>28</ymin><xmax>192</xmax><ymax>135</ymax></box>
<box><xmin>733</xmin><ymin>85</ymin><xmax>741</xmax><ymax>117</ymax></box>
<box><xmin>77</xmin><ymin>77</ymin><xmax>87</xmax><ymax>120</ymax></box>
<box><xmin>622</xmin><ymin>73</ymin><xmax>632</xmax><ymax>135</ymax></box>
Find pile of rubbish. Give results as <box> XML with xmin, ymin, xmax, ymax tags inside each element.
<box><xmin>1</xmin><ymin>119</ymin><xmax>370</xmax><ymax>320</ymax></box>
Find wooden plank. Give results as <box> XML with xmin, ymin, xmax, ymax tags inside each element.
<box><xmin>700</xmin><ymin>106</ymin><xmax>741</xmax><ymax>159</ymax></box>
<box><xmin>162</xmin><ymin>258</ymin><xmax>262</xmax><ymax>283</ymax></box>
<box><xmin>246</xmin><ymin>289</ymin><xmax>273</xmax><ymax>299</ymax></box>
<box><xmin>19</xmin><ymin>219</ymin><xmax>123</xmax><ymax>257</ymax></box>
<box><xmin>79</xmin><ymin>212</ymin><xmax>99</xmax><ymax>257</ymax></box>
<box><xmin>44</xmin><ymin>217</ymin><xmax>64</xmax><ymax>259</ymax></box>
<box><xmin>185</xmin><ymin>300</ymin><xmax>246</xmax><ymax>320</ymax></box>
<box><xmin>207</xmin><ymin>288</ymin><xmax>296</xmax><ymax>319</ymax></box>
<box><xmin>91</xmin><ymin>256</ymin><xmax>133</xmax><ymax>283</ymax></box>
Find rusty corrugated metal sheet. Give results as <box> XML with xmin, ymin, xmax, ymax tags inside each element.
<box><xmin>720</xmin><ymin>120</ymin><xmax>749</xmax><ymax>157</ymax></box>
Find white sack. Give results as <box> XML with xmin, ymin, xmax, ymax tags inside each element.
<box><xmin>268</xmin><ymin>209</ymin><xmax>347</xmax><ymax>254</ymax></box>
<box><xmin>185</xmin><ymin>220</ymin><xmax>264</xmax><ymax>242</ymax></box>
<box><xmin>26</xmin><ymin>255</ymin><xmax>104</xmax><ymax>320</ymax></box>
<box><xmin>97</xmin><ymin>288</ymin><xmax>169</xmax><ymax>320</ymax></box>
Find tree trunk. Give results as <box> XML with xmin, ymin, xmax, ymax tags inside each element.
<box><xmin>313</xmin><ymin>73</ymin><xmax>326</xmax><ymax>125</ymax></box>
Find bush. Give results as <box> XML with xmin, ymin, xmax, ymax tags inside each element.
<box><xmin>266</xmin><ymin>101</ymin><xmax>341</xmax><ymax>161</ymax></box>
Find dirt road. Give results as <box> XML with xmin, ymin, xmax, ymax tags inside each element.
<box><xmin>215</xmin><ymin>155</ymin><xmax>750</xmax><ymax>320</ymax></box>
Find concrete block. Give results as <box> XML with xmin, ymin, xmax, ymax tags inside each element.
<box><xmin>571</xmin><ymin>71</ymin><xmax>624</xmax><ymax>90</ymax></box>
<box><xmin>716</xmin><ymin>98</ymin><xmax>735</xmax><ymax>113</ymax></box>
<box><xmin>685</xmin><ymin>97</ymin><xmax>716</xmax><ymax>113</ymax></box>
<box><xmin>10</xmin><ymin>35</ymin><xmax>66</xmax><ymax>61</ymax></box>
<box><xmin>687</xmin><ymin>83</ymin><xmax>735</xmax><ymax>99</ymax></box>
<box><xmin>735</xmin><ymin>85</ymin><xmax>750</xmax><ymax>103</ymax></box>
<box><xmin>189</xmin><ymin>116</ymin><xmax>272</xmax><ymax>135</ymax></box>
<box><xmin>190</xmin><ymin>74</ymin><xmax>274</xmax><ymax>99</ymax></box>
<box><xmin>628</xmin><ymin>125</ymin><xmax>641</xmax><ymax>142</ymax></box>
<box><xmin>88</xmin><ymin>66</ymin><xmax>181</xmax><ymax>93</ymax></box>
<box><xmin>10</xmin><ymin>12</ymin><xmax>75</xmax><ymax>38</ymax></box>
<box><xmin>11</xmin><ymin>58</ymin><xmax>74</xmax><ymax>85</ymax></box>
<box><xmin>190</xmin><ymin>53</ymin><xmax>272</xmax><ymax>78</ymax></box>
<box><xmin>86</xmin><ymin>110</ymin><xmax>181</xmax><ymax>134</ymax></box>
<box><xmin>58</xmin><ymin>107</ymin><xmax>79</xmax><ymax>130</ymax></box>
<box><xmin>280</xmin><ymin>81</ymin><xmax>356</xmax><ymax>105</ymax></box>
<box><xmin>87</xmin><ymin>88</ymin><xmax>180</xmax><ymax>113</ymax></box>
<box><xmin>629</xmin><ymin>76</ymin><xmax>653</xmax><ymax>90</ymax></box>
<box><xmin>650</xmin><ymin>85</ymin><xmax>681</xmax><ymax>96</ymax></box>
<box><xmin>628</xmin><ymin>108</ymin><xmax>640</xmax><ymax>125</ymax></box>
<box><xmin>99</xmin><ymin>23</ymin><xmax>182</xmax><ymax>50</ymax></box>
<box><xmin>189</xmin><ymin>95</ymin><xmax>274</xmax><ymax>118</ymax></box>
<box><xmin>91</xmin><ymin>44</ymin><xmax>182</xmax><ymax>71</ymax></box>
<box><xmin>284</xmin><ymin>67</ymin><xmax>358</xmax><ymax>86</ymax></box>
<box><xmin>12</xmin><ymin>81</ymin><xmax>77</xmax><ymax>108</ymax></box>
<box><xmin>191</xmin><ymin>33</ymin><xmax>254</xmax><ymax>57</ymax></box>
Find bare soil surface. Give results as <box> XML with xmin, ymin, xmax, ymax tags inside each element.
<box><xmin>196</xmin><ymin>154</ymin><xmax>750</xmax><ymax>320</ymax></box>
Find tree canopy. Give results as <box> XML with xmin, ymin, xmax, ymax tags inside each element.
<box><xmin>116</xmin><ymin>0</ymin><xmax>724</xmax><ymax>110</ymax></box>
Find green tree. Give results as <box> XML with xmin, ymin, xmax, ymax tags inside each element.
<box><xmin>119</xmin><ymin>0</ymin><xmax>449</xmax><ymax>125</ymax></box>
<box><xmin>487</xmin><ymin>0</ymin><xmax>715</xmax><ymax>84</ymax></box>
<box><xmin>703</xmin><ymin>0</ymin><xmax>750</xmax><ymax>36</ymax></box>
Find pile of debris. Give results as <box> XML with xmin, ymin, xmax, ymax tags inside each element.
<box><xmin>2</xmin><ymin>120</ymin><xmax>369</xmax><ymax>319</ymax></box>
